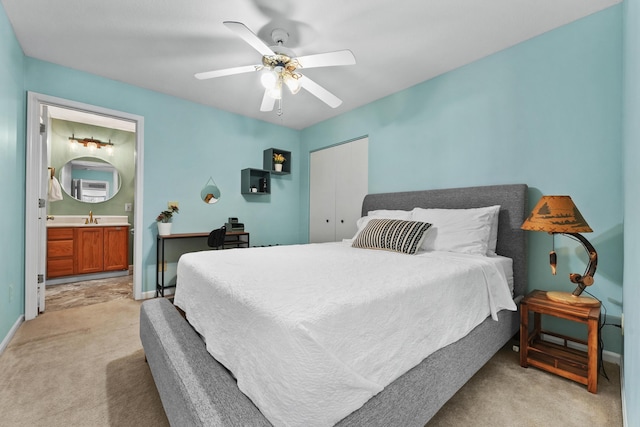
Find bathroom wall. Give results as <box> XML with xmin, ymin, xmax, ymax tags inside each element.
<box><xmin>48</xmin><ymin>118</ymin><xmax>135</xmax><ymax>264</ymax></box>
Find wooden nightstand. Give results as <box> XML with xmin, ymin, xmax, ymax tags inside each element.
<box><xmin>520</xmin><ymin>289</ymin><xmax>601</xmax><ymax>393</ymax></box>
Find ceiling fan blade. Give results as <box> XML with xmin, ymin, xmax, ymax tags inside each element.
<box><xmin>223</xmin><ymin>21</ymin><xmax>275</xmax><ymax>57</ymax></box>
<box><xmin>195</xmin><ymin>64</ymin><xmax>261</xmax><ymax>80</ymax></box>
<box><xmin>295</xmin><ymin>50</ymin><xmax>356</xmax><ymax>69</ymax></box>
<box><xmin>260</xmin><ymin>90</ymin><xmax>276</xmax><ymax>112</ymax></box>
<box><xmin>298</xmin><ymin>75</ymin><xmax>342</xmax><ymax>108</ymax></box>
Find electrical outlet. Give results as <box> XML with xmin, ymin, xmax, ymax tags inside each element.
<box><xmin>8</xmin><ymin>283</ymin><xmax>14</xmax><ymax>302</ymax></box>
<box><xmin>124</xmin><ymin>203</ymin><xmax>132</xmax><ymax>212</ymax></box>
<box><xmin>168</xmin><ymin>201</ymin><xmax>179</xmax><ymax>209</ymax></box>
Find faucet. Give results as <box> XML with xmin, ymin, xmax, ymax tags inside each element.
<box><xmin>85</xmin><ymin>210</ymin><xmax>95</xmax><ymax>224</ymax></box>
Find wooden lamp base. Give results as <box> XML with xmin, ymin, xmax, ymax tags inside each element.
<box><xmin>546</xmin><ymin>291</ymin><xmax>600</xmax><ymax>307</ymax></box>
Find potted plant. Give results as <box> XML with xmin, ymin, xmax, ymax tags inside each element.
<box><xmin>273</xmin><ymin>153</ymin><xmax>286</xmax><ymax>172</ymax></box>
<box><xmin>156</xmin><ymin>204</ymin><xmax>179</xmax><ymax>236</ymax></box>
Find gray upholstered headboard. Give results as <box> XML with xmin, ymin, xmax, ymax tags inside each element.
<box><xmin>362</xmin><ymin>184</ymin><xmax>528</xmax><ymax>299</ymax></box>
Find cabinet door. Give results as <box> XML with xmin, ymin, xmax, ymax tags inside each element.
<box><xmin>309</xmin><ymin>147</ymin><xmax>337</xmax><ymax>243</ymax></box>
<box><xmin>75</xmin><ymin>227</ymin><xmax>104</xmax><ymax>274</ymax></box>
<box><xmin>334</xmin><ymin>138</ymin><xmax>368</xmax><ymax>241</ymax></box>
<box><xmin>103</xmin><ymin>226</ymin><xmax>129</xmax><ymax>271</ymax></box>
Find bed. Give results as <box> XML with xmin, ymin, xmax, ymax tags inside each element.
<box><xmin>140</xmin><ymin>183</ymin><xmax>528</xmax><ymax>426</ymax></box>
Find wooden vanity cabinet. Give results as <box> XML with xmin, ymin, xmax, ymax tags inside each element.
<box><xmin>75</xmin><ymin>227</ymin><xmax>104</xmax><ymax>274</ymax></box>
<box><xmin>103</xmin><ymin>226</ymin><xmax>129</xmax><ymax>271</ymax></box>
<box><xmin>46</xmin><ymin>226</ymin><xmax>129</xmax><ymax>278</ymax></box>
<box><xmin>47</xmin><ymin>227</ymin><xmax>75</xmax><ymax>278</ymax></box>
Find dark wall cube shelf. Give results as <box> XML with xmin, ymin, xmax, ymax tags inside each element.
<box><xmin>264</xmin><ymin>148</ymin><xmax>291</xmax><ymax>175</ymax></box>
<box><xmin>241</xmin><ymin>168</ymin><xmax>271</xmax><ymax>194</ymax></box>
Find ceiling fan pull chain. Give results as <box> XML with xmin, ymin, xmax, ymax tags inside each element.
<box><xmin>276</xmin><ymin>97</ymin><xmax>283</xmax><ymax>116</ymax></box>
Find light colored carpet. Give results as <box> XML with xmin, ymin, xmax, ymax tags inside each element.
<box><xmin>0</xmin><ymin>295</ymin><xmax>623</xmax><ymax>427</ymax></box>
<box><xmin>0</xmin><ymin>298</ymin><xmax>169</xmax><ymax>427</ymax></box>
<box><xmin>428</xmin><ymin>343</ymin><xmax>623</xmax><ymax>426</ymax></box>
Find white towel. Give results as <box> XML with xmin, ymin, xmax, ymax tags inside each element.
<box><xmin>48</xmin><ymin>176</ymin><xmax>63</xmax><ymax>202</ymax></box>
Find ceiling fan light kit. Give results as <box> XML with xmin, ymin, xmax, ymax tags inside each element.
<box><xmin>195</xmin><ymin>21</ymin><xmax>356</xmax><ymax>115</ymax></box>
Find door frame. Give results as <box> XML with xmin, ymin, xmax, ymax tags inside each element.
<box><xmin>25</xmin><ymin>92</ymin><xmax>145</xmax><ymax>320</ymax></box>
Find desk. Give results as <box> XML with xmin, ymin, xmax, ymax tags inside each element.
<box><xmin>520</xmin><ymin>289</ymin><xmax>601</xmax><ymax>393</ymax></box>
<box><xmin>156</xmin><ymin>231</ymin><xmax>249</xmax><ymax>297</ymax></box>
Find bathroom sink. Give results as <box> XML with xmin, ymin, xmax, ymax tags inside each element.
<box><xmin>46</xmin><ymin>215</ymin><xmax>130</xmax><ymax>227</ymax></box>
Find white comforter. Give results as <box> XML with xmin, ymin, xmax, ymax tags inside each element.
<box><xmin>173</xmin><ymin>242</ymin><xmax>516</xmax><ymax>427</ymax></box>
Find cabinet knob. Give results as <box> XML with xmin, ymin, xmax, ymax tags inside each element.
<box><xmin>340</xmin><ymin>220</ymin><xmax>344</xmax><ymax>223</ymax></box>
<box><xmin>326</xmin><ymin>219</ymin><xmax>329</xmax><ymax>223</ymax></box>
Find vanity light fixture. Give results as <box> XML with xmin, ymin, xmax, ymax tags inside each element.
<box><xmin>69</xmin><ymin>134</ymin><xmax>115</xmax><ymax>155</ymax></box>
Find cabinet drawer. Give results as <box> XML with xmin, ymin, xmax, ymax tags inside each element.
<box><xmin>47</xmin><ymin>258</ymin><xmax>74</xmax><ymax>278</ymax></box>
<box><xmin>48</xmin><ymin>240</ymin><xmax>74</xmax><ymax>258</ymax></box>
<box><xmin>48</xmin><ymin>227</ymin><xmax>74</xmax><ymax>240</ymax></box>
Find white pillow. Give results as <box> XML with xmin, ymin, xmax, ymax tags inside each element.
<box><xmin>486</xmin><ymin>206</ymin><xmax>501</xmax><ymax>256</ymax></box>
<box><xmin>411</xmin><ymin>206</ymin><xmax>500</xmax><ymax>256</ymax></box>
<box><xmin>352</xmin><ymin>209</ymin><xmax>413</xmax><ymax>240</ymax></box>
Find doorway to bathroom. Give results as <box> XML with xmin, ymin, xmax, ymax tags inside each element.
<box><xmin>25</xmin><ymin>92</ymin><xmax>145</xmax><ymax>320</ymax></box>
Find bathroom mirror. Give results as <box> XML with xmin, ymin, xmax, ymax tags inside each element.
<box><xmin>201</xmin><ymin>177</ymin><xmax>221</xmax><ymax>204</ymax></box>
<box><xmin>58</xmin><ymin>157</ymin><xmax>121</xmax><ymax>203</ymax></box>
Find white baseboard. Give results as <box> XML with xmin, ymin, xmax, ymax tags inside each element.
<box><xmin>140</xmin><ymin>288</ymin><xmax>174</xmax><ymax>300</ymax></box>
<box><xmin>0</xmin><ymin>314</ymin><xmax>24</xmax><ymax>356</ymax></box>
<box><xmin>603</xmin><ymin>349</ymin><xmax>622</xmax><ymax>365</ymax></box>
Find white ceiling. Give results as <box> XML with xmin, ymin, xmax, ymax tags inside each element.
<box><xmin>3</xmin><ymin>0</ymin><xmax>620</xmax><ymax>130</ymax></box>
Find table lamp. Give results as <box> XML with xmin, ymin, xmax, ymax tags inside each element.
<box><xmin>521</xmin><ymin>195</ymin><xmax>599</xmax><ymax>307</ymax></box>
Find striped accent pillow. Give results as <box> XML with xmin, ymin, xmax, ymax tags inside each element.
<box><xmin>351</xmin><ymin>219</ymin><xmax>432</xmax><ymax>255</ymax></box>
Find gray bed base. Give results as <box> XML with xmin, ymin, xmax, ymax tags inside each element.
<box><xmin>140</xmin><ymin>183</ymin><xmax>528</xmax><ymax>426</ymax></box>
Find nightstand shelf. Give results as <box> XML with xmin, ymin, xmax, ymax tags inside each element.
<box><xmin>520</xmin><ymin>289</ymin><xmax>601</xmax><ymax>393</ymax></box>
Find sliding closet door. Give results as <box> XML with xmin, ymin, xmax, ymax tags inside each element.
<box><xmin>334</xmin><ymin>137</ymin><xmax>368</xmax><ymax>241</ymax></box>
<box><xmin>309</xmin><ymin>147</ymin><xmax>336</xmax><ymax>242</ymax></box>
<box><xmin>309</xmin><ymin>137</ymin><xmax>368</xmax><ymax>243</ymax></box>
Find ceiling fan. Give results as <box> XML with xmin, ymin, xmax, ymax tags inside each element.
<box><xmin>195</xmin><ymin>21</ymin><xmax>356</xmax><ymax>114</ymax></box>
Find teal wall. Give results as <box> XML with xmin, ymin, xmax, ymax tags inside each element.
<box><xmin>0</xmin><ymin>2</ymin><xmax>26</xmax><ymax>345</ymax></box>
<box><xmin>301</xmin><ymin>7</ymin><xmax>624</xmax><ymax>353</ymax></box>
<box><xmin>623</xmin><ymin>0</ymin><xmax>640</xmax><ymax>424</ymax></box>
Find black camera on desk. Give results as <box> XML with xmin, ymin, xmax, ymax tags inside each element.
<box><xmin>225</xmin><ymin>217</ymin><xmax>244</xmax><ymax>232</ymax></box>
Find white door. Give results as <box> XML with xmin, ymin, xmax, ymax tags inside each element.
<box><xmin>25</xmin><ymin>97</ymin><xmax>49</xmax><ymax>318</ymax></box>
<box><xmin>309</xmin><ymin>147</ymin><xmax>336</xmax><ymax>242</ymax></box>
<box><xmin>334</xmin><ymin>138</ymin><xmax>368</xmax><ymax>240</ymax></box>
<box><xmin>37</xmin><ymin>106</ymin><xmax>50</xmax><ymax>312</ymax></box>
<box><xmin>309</xmin><ymin>137</ymin><xmax>368</xmax><ymax>243</ymax></box>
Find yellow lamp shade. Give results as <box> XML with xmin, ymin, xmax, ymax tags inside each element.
<box><xmin>521</xmin><ymin>195</ymin><xmax>592</xmax><ymax>233</ymax></box>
